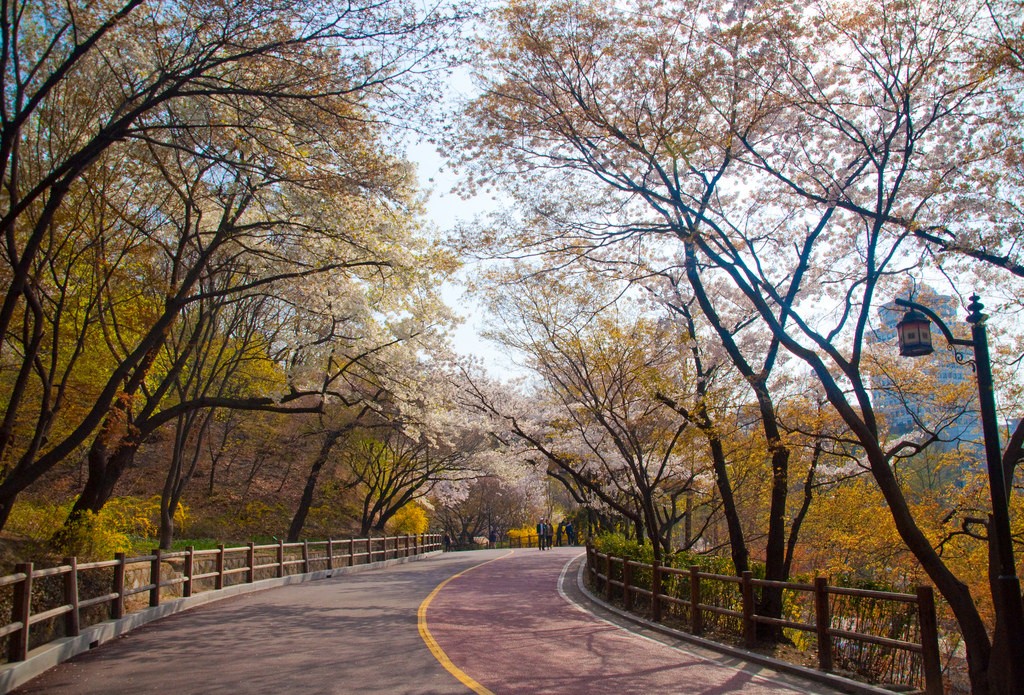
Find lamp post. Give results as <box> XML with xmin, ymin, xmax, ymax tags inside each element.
<box><xmin>895</xmin><ymin>295</ymin><xmax>1024</xmax><ymax>689</ymax></box>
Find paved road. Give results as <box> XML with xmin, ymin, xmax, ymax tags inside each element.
<box><xmin>14</xmin><ymin>547</ymin><xmax>844</xmax><ymax>694</ymax></box>
<box><xmin>14</xmin><ymin>553</ymin><xmax>479</xmax><ymax>694</ymax></box>
<box><xmin>428</xmin><ymin>548</ymin><xmax>834</xmax><ymax>694</ymax></box>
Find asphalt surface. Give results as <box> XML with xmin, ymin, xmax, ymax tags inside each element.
<box><xmin>429</xmin><ymin>548</ymin><xmax>834</xmax><ymax>694</ymax></box>
<box><xmin>13</xmin><ymin>547</ymin><xmax>844</xmax><ymax>694</ymax></box>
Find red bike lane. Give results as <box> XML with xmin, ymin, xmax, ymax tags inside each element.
<box><xmin>425</xmin><ymin>547</ymin><xmax>838</xmax><ymax>695</ymax></box>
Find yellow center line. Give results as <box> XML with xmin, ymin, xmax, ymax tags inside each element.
<box><xmin>418</xmin><ymin>550</ymin><xmax>515</xmax><ymax>695</ymax></box>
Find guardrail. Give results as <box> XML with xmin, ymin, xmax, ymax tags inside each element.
<box><xmin>585</xmin><ymin>545</ymin><xmax>942</xmax><ymax>694</ymax></box>
<box><xmin>1</xmin><ymin>533</ymin><xmax>441</xmax><ymax>665</ymax></box>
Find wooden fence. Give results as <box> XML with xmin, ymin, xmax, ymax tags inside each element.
<box><xmin>507</xmin><ymin>534</ymin><xmax>541</xmax><ymax>548</ymax></box>
<box><xmin>585</xmin><ymin>545</ymin><xmax>942</xmax><ymax>695</ymax></box>
<box><xmin>503</xmin><ymin>534</ymin><xmax>576</xmax><ymax>549</ymax></box>
<box><xmin>0</xmin><ymin>533</ymin><xmax>441</xmax><ymax>664</ymax></box>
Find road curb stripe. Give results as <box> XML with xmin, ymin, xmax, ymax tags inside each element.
<box><xmin>417</xmin><ymin>551</ymin><xmax>514</xmax><ymax>695</ymax></box>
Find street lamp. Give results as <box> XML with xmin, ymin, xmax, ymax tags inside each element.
<box><xmin>895</xmin><ymin>308</ymin><xmax>933</xmax><ymax>357</ymax></box>
<box><xmin>895</xmin><ymin>295</ymin><xmax>1024</xmax><ymax>690</ymax></box>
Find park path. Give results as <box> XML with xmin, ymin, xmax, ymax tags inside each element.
<box><xmin>426</xmin><ymin>547</ymin><xmax>832</xmax><ymax>694</ymax></box>
<box><xmin>12</xmin><ymin>547</ymin><xmax>843</xmax><ymax>694</ymax></box>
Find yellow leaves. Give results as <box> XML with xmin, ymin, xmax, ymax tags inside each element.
<box><xmin>5</xmin><ymin>495</ymin><xmax>184</xmax><ymax>560</ymax></box>
<box><xmin>388</xmin><ymin>503</ymin><xmax>429</xmax><ymax>535</ymax></box>
<box><xmin>798</xmin><ymin>478</ymin><xmax>913</xmax><ymax>581</ymax></box>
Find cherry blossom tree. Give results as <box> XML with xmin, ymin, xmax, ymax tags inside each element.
<box><xmin>457</xmin><ymin>0</ymin><xmax>1023</xmax><ymax>689</ymax></box>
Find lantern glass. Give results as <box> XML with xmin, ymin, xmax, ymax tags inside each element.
<box><xmin>897</xmin><ymin>310</ymin><xmax>933</xmax><ymax>357</ymax></box>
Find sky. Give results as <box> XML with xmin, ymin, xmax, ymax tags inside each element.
<box><xmin>406</xmin><ymin>137</ymin><xmax>528</xmax><ymax>382</ymax></box>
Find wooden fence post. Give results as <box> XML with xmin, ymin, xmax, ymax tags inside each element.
<box><xmin>113</xmin><ymin>553</ymin><xmax>126</xmax><ymax>619</ymax></box>
<box><xmin>184</xmin><ymin>547</ymin><xmax>194</xmax><ymax>598</ymax></box>
<box><xmin>302</xmin><ymin>540</ymin><xmax>309</xmax><ymax>573</ymax></box>
<box><xmin>327</xmin><ymin>539</ymin><xmax>334</xmax><ymax>570</ymax></box>
<box><xmin>690</xmin><ymin>565</ymin><xmax>703</xmax><ymax>635</ymax></box>
<box><xmin>604</xmin><ymin>554</ymin><xmax>612</xmax><ymax>601</ymax></box>
<box><xmin>216</xmin><ymin>544</ymin><xmax>225</xmax><ymax>590</ymax></box>
<box><xmin>247</xmin><ymin>542</ymin><xmax>256</xmax><ymax>583</ymax></box>
<box><xmin>916</xmin><ymin>586</ymin><xmax>943</xmax><ymax>695</ymax></box>
<box><xmin>651</xmin><ymin>561</ymin><xmax>662</xmax><ymax>623</ymax></box>
<box><xmin>623</xmin><ymin>559</ymin><xmax>633</xmax><ymax>611</ymax></box>
<box><xmin>150</xmin><ymin>549</ymin><xmax>162</xmax><ymax>607</ymax></box>
<box><xmin>9</xmin><ymin>563</ymin><xmax>32</xmax><ymax>662</ymax></box>
<box><xmin>814</xmin><ymin>577</ymin><xmax>833</xmax><ymax>672</ymax></box>
<box><xmin>741</xmin><ymin>571</ymin><xmax>755</xmax><ymax>647</ymax></box>
<box><xmin>349</xmin><ymin>537</ymin><xmax>355</xmax><ymax>566</ymax></box>
<box><xmin>277</xmin><ymin>539</ymin><xmax>285</xmax><ymax>578</ymax></box>
<box><xmin>62</xmin><ymin>557</ymin><xmax>80</xmax><ymax>637</ymax></box>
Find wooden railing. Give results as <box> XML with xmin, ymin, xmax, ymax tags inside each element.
<box><xmin>585</xmin><ymin>545</ymin><xmax>942</xmax><ymax>695</ymax></box>
<box><xmin>0</xmin><ymin>533</ymin><xmax>441</xmax><ymax>664</ymax></box>
<box><xmin>507</xmin><ymin>534</ymin><xmax>540</xmax><ymax>548</ymax></box>
<box><xmin>502</xmin><ymin>534</ymin><xmax>576</xmax><ymax>549</ymax></box>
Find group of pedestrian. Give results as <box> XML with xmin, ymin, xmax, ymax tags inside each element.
<box><xmin>536</xmin><ymin>518</ymin><xmax>577</xmax><ymax>549</ymax></box>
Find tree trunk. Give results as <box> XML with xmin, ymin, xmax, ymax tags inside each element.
<box><xmin>756</xmin><ymin>396</ymin><xmax>791</xmax><ymax>641</ymax></box>
<box><xmin>66</xmin><ymin>343</ymin><xmax>163</xmax><ymax>528</ymax></box>
<box><xmin>51</xmin><ymin>439</ymin><xmax>139</xmax><ymax>551</ymax></box>
<box><xmin>0</xmin><ymin>495</ymin><xmax>16</xmax><ymax>531</ymax></box>
<box><xmin>158</xmin><ymin>502</ymin><xmax>175</xmax><ymax>550</ymax></box>
<box><xmin>684</xmin><ymin>491</ymin><xmax>693</xmax><ymax>548</ymax></box>
<box><xmin>73</xmin><ymin>438</ymin><xmax>139</xmax><ymax>517</ymax></box>
<box><xmin>158</xmin><ymin>417</ymin><xmax>187</xmax><ymax>550</ymax></box>
<box><xmin>707</xmin><ymin>433</ymin><xmax>749</xmax><ymax>575</ymax></box>
<box><xmin>287</xmin><ymin>430</ymin><xmax>343</xmax><ymax>542</ymax></box>
<box><xmin>785</xmin><ymin>442</ymin><xmax>820</xmax><ymax>577</ymax></box>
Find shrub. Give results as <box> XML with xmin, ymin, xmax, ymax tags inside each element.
<box><xmin>194</xmin><ymin>500</ymin><xmax>291</xmax><ymax>541</ymax></box>
<box><xmin>10</xmin><ymin>498</ymin><xmax>140</xmax><ymax>560</ymax></box>
<box><xmin>6</xmin><ymin>496</ymin><xmax>190</xmax><ymax>560</ymax></box>
<box><xmin>388</xmin><ymin>504</ymin><xmax>429</xmax><ymax>535</ymax></box>
<box><xmin>508</xmin><ymin>526</ymin><xmax>538</xmax><ymax>544</ymax></box>
<box><xmin>591</xmin><ymin>533</ymin><xmax>655</xmax><ymax>564</ymax></box>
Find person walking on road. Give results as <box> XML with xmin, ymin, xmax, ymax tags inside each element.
<box><xmin>544</xmin><ymin>521</ymin><xmax>554</xmax><ymax>550</ymax></box>
<box><xmin>565</xmin><ymin>520</ymin><xmax>576</xmax><ymax>545</ymax></box>
<box><xmin>536</xmin><ymin>519</ymin><xmax>548</xmax><ymax>550</ymax></box>
<box><xmin>556</xmin><ymin>521</ymin><xmax>564</xmax><ymax>547</ymax></box>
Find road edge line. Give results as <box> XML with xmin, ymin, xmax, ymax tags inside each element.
<box><xmin>417</xmin><ymin>550</ymin><xmax>514</xmax><ymax>695</ymax></box>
